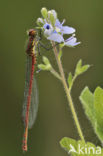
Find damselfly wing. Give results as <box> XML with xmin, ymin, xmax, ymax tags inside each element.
<box><xmin>22</xmin><ymin>29</ymin><xmax>39</xmax><ymax>152</ymax></box>
<box><xmin>22</xmin><ymin>56</ymin><xmax>39</xmax><ymax>128</ymax></box>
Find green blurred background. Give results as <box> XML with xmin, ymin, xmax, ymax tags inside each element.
<box><xmin>0</xmin><ymin>0</ymin><xmax>103</xmax><ymax>155</ymax></box>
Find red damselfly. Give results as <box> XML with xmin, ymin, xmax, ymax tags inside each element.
<box><xmin>22</xmin><ymin>28</ymin><xmax>58</xmax><ymax>152</ymax></box>
<box><xmin>22</xmin><ymin>29</ymin><xmax>39</xmax><ymax>152</ymax></box>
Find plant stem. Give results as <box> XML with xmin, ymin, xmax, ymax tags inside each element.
<box><xmin>69</xmin><ymin>74</ymin><xmax>77</xmax><ymax>92</ymax></box>
<box><xmin>50</xmin><ymin>67</ymin><xmax>62</xmax><ymax>81</ymax></box>
<box><xmin>51</xmin><ymin>41</ymin><xmax>85</xmax><ymax>142</ymax></box>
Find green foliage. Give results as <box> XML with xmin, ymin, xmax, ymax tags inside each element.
<box><xmin>38</xmin><ymin>64</ymin><xmax>51</xmax><ymax>70</ymax></box>
<box><xmin>80</xmin><ymin>86</ymin><xmax>103</xmax><ymax>143</ymax></box>
<box><xmin>38</xmin><ymin>56</ymin><xmax>52</xmax><ymax>71</ymax></box>
<box><xmin>67</xmin><ymin>60</ymin><xmax>90</xmax><ymax>90</ymax></box>
<box><xmin>60</xmin><ymin>137</ymin><xmax>103</xmax><ymax>156</ymax></box>
<box><xmin>94</xmin><ymin>87</ymin><xmax>103</xmax><ymax>141</ymax></box>
<box><xmin>42</xmin><ymin>56</ymin><xmax>50</xmax><ymax>65</ymax></box>
<box><xmin>79</xmin><ymin>87</ymin><xmax>95</xmax><ymax>126</ymax></box>
<box><xmin>67</xmin><ymin>72</ymin><xmax>73</xmax><ymax>88</ymax></box>
<box><xmin>58</xmin><ymin>48</ymin><xmax>63</xmax><ymax>60</ymax></box>
<box><xmin>75</xmin><ymin>59</ymin><xmax>82</xmax><ymax>74</ymax></box>
<box><xmin>75</xmin><ymin>59</ymin><xmax>90</xmax><ymax>76</ymax></box>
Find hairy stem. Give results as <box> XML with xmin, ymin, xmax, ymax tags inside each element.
<box><xmin>51</xmin><ymin>41</ymin><xmax>85</xmax><ymax>142</ymax></box>
<box><xmin>50</xmin><ymin>67</ymin><xmax>62</xmax><ymax>81</ymax></box>
<box><xmin>69</xmin><ymin>74</ymin><xmax>77</xmax><ymax>92</ymax></box>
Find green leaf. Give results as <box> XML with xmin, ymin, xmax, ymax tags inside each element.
<box><xmin>60</xmin><ymin>137</ymin><xmax>79</xmax><ymax>156</ymax></box>
<box><xmin>76</xmin><ymin>59</ymin><xmax>82</xmax><ymax>68</ymax></box>
<box><xmin>96</xmin><ymin>124</ymin><xmax>103</xmax><ymax>143</ymax></box>
<box><xmin>67</xmin><ymin>72</ymin><xmax>73</xmax><ymax>88</ymax></box>
<box><xmin>80</xmin><ymin>86</ymin><xmax>103</xmax><ymax>143</ymax></box>
<box><xmin>38</xmin><ymin>56</ymin><xmax>52</xmax><ymax>71</ymax></box>
<box><xmin>75</xmin><ymin>59</ymin><xmax>82</xmax><ymax>75</ymax></box>
<box><xmin>58</xmin><ymin>49</ymin><xmax>63</xmax><ymax>60</ymax></box>
<box><xmin>60</xmin><ymin>137</ymin><xmax>103</xmax><ymax>156</ymax></box>
<box><xmin>59</xmin><ymin>43</ymin><xmax>64</xmax><ymax>48</ymax></box>
<box><xmin>38</xmin><ymin>64</ymin><xmax>51</xmax><ymax>70</ymax></box>
<box><xmin>75</xmin><ymin>59</ymin><xmax>90</xmax><ymax>76</ymax></box>
<box><xmin>80</xmin><ymin>65</ymin><xmax>90</xmax><ymax>74</ymax></box>
<box><xmin>43</xmin><ymin>56</ymin><xmax>50</xmax><ymax>65</ymax></box>
<box><xmin>94</xmin><ymin>87</ymin><xmax>103</xmax><ymax>141</ymax></box>
<box><xmin>79</xmin><ymin>87</ymin><xmax>95</xmax><ymax>127</ymax></box>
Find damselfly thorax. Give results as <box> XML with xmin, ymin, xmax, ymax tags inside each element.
<box><xmin>26</xmin><ymin>29</ymin><xmax>38</xmax><ymax>57</ymax></box>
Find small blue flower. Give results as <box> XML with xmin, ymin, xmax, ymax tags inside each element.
<box><xmin>43</xmin><ymin>23</ymin><xmax>51</xmax><ymax>29</ymax></box>
<box><xmin>47</xmin><ymin>33</ymin><xmax>64</xmax><ymax>43</ymax></box>
<box><xmin>55</xmin><ymin>19</ymin><xmax>75</xmax><ymax>35</ymax></box>
<box><xmin>43</xmin><ymin>23</ymin><xmax>64</xmax><ymax>42</ymax></box>
<box><xmin>42</xmin><ymin>14</ymin><xmax>80</xmax><ymax>47</ymax></box>
<box><xmin>43</xmin><ymin>23</ymin><xmax>64</xmax><ymax>43</ymax></box>
<box><xmin>43</xmin><ymin>23</ymin><xmax>54</xmax><ymax>37</ymax></box>
<box><xmin>64</xmin><ymin>35</ymin><xmax>81</xmax><ymax>47</ymax></box>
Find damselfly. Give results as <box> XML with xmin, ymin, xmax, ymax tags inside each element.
<box><xmin>22</xmin><ymin>29</ymin><xmax>39</xmax><ymax>152</ymax></box>
<box><xmin>22</xmin><ymin>28</ymin><xmax>58</xmax><ymax>152</ymax></box>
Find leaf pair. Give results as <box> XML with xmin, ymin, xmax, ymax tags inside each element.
<box><xmin>60</xmin><ymin>137</ymin><xmax>103</xmax><ymax>156</ymax></box>
<box><xmin>75</xmin><ymin>59</ymin><xmax>90</xmax><ymax>76</ymax></box>
<box><xmin>80</xmin><ymin>86</ymin><xmax>103</xmax><ymax>142</ymax></box>
<box><xmin>38</xmin><ymin>56</ymin><xmax>52</xmax><ymax>71</ymax></box>
<box><xmin>68</xmin><ymin>59</ymin><xmax>90</xmax><ymax>90</ymax></box>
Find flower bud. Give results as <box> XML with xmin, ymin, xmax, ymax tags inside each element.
<box><xmin>41</xmin><ymin>7</ymin><xmax>48</xmax><ymax>19</ymax></box>
<box><xmin>48</xmin><ymin>11</ymin><xmax>54</xmax><ymax>26</ymax></box>
<box><xmin>51</xmin><ymin>10</ymin><xmax>57</xmax><ymax>19</ymax></box>
<box><xmin>48</xmin><ymin>10</ymin><xmax>57</xmax><ymax>26</ymax></box>
<box><xmin>36</xmin><ymin>18</ymin><xmax>44</xmax><ymax>26</ymax></box>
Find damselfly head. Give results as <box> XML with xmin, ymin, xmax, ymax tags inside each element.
<box><xmin>27</xmin><ymin>29</ymin><xmax>37</xmax><ymax>37</ymax></box>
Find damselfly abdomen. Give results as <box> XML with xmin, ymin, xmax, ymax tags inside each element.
<box><xmin>22</xmin><ymin>29</ymin><xmax>39</xmax><ymax>152</ymax></box>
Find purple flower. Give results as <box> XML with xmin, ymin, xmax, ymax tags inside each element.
<box><xmin>64</xmin><ymin>35</ymin><xmax>81</xmax><ymax>47</ymax></box>
<box><xmin>43</xmin><ymin>18</ymin><xmax>80</xmax><ymax>47</ymax></box>
<box><xmin>43</xmin><ymin>23</ymin><xmax>52</xmax><ymax>30</ymax></box>
<box><xmin>43</xmin><ymin>23</ymin><xmax>53</xmax><ymax>37</ymax></box>
<box><xmin>55</xmin><ymin>19</ymin><xmax>75</xmax><ymax>35</ymax></box>
<box><xmin>47</xmin><ymin>33</ymin><xmax>64</xmax><ymax>43</ymax></box>
<box><xmin>43</xmin><ymin>23</ymin><xmax>64</xmax><ymax>43</ymax></box>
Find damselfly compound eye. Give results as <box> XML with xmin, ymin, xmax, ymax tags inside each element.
<box><xmin>28</xmin><ymin>29</ymin><xmax>37</xmax><ymax>37</ymax></box>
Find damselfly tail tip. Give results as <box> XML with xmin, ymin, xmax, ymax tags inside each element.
<box><xmin>22</xmin><ymin>143</ymin><xmax>28</xmax><ymax>152</ymax></box>
<box><xmin>22</xmin><ymin>132</ymin><xmax>28</xmax><ymax>152</ymax></box>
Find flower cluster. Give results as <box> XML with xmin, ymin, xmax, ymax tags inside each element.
<box><xmin>36</xmin><ymin>8</ymin><xmax>80</xmax><ymax>47</ymax></box>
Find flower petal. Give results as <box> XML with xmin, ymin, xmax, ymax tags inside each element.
<box><xmin>55</xmin><ymin>19</ymin><xmax>61</xmax><ymax>26</ymax></box>
<box><xmin>43</xmin><ymin>23</ymin><xmax>53</xmax><ymax>37</ymax></box>
<box><xmin>44</xmin><ymin>29</ymin><xmax>53</xmax><ymax>37</ymax></box>
<box><xmin>43</xmin><ymin>23</ymin><xmax>52</xmax><ymax>29</ymax></box>
<box><xmin>55</xmin><ymin>19</ymin><xmax>62</xmax><ymax>29</ymax></box>
<box><xmin>61</xmin><ymin>26</ymin><xmax>75</xmax><ymax>34</ymax></box>
<box><xmin>64</xmin><ymin>37</ymin><xmax>81</xmax><ymax>47</ymax></box>
<box><xmin>47</xmin><ymin>33</ymin><xmax>64</xmax><ymax>43</ymax></box>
